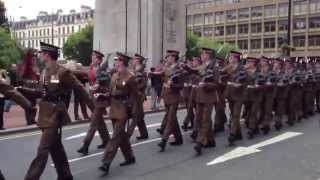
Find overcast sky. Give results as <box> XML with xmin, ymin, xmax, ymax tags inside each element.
<box><xmin>3</xmin><ymin>0</ymin><xmax>95</xmax><ymax>21</ymax></box>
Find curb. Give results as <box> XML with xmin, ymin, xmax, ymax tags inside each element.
<box><xmin>0</xmin><ymin>107</ymin><xmax>185</xmax><ymax>136</ymax></box>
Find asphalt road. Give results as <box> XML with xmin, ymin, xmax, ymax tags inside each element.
<box><xmin>1</xmin><ymin>110</ymin><xmax>320</xmax><ymax>180</ymax></box>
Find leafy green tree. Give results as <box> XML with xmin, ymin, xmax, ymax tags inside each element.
<box><xmin>63</xmin><ymin>25</ymin><xmax>93</xmax><ymax>66</ymax></box>
<box><xmin>187</xmin><ymin>31</ymin><xmax>239</xmax><ymax>60</ymax></box>
<box><xmin>0</xmin><ymin>27</ymin><xmax>22</xmax><ymax>69</ymax></box>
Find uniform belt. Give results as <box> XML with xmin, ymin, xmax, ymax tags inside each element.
<box><xmin>112</xmin><ymin>95</ymin><xmax>129</xmax><ymax>101</ymax></box>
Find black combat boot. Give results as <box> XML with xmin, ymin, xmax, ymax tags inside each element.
<box><xmin>194</xmin><ymin>143</ymin><xmax>202</xmax><ymax>156</ymax></box>
<box><xmin>119</xmin><ymin>157</ymin><xmax>136</xmax><ymax>166</ymax></box>
<box><xmin>97</xmin><ymin>141</ymin><xmax>108</xmax><ymax>149</ymax></box>
<box><xmin>77</xmin><ymin>144</ymin><xmax>89</xmax><ymax>155</ymax></box>
<box><xmin>158</xmin><ymin>139</ymin><xmax>167</xmax><ymax>152</ymax></box>
<box><xmin>99</xmin><ymin>163</ymin><xmax>111</xmax><ymax>174</ymax></box>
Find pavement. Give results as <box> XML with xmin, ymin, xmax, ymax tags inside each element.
<box><xmin>1</xmin><ymin>109</ymin><xmax>320</xmax><ymax>180</ymax></box>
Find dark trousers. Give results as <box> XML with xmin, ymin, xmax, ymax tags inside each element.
<box><xmin>127</xmin><ymin>101</ymin><xmax>148</xmax><ymax>138</ymax></box>
<box><xmin>195</xmin><ymin>103</ymin><xmax>215</xmax><ymax>146</ymax></box>
<box><xmin>103</xmin><ymin>119</ymin><xmax>134</xmax><ymax>164</ymax></box>
<box><xmin>24</xmin><ymin>128</ymin><xmax>72</xmax><ymax>180</ymax></box>
<box><xmin>83</xmin><ymin>107</ymin><xmax>110</xmax><ymax>146</ymax></box>
<box><xmin>74</xmin><ymin>91</ymin><xmax>89</xmax><ymax>120</ymax></box>
<box><xmin>0</xmin><ymin>98</ymin><xmax>4</xmax><ymax>129</ymax></box>
<box><xmin>183</xmin><ymin>98</ymin><xmax>195</xmax><ymax>128</ymax></box>
<box><xmin>162</xmin><ymin>104</ymin><xmax>182</xmax><ymax>141</ymax></box>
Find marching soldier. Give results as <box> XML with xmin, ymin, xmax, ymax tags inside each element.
<box><xmin>157</xmin><ymin>50</ymin><xmax>184</xmax><ymax>152</ymax></box>
<box><xmin>214</xmin><ymin>56</ymin><xmax>228</xmax><ymax>133</ymax></box>
<box><xmin>181</xmin><ymin>57</ymin><xmax>195</xmax><ymax>131</ymax></box>
<box><xmin>99</xmin><ymin>52</ymin><xmax>137</xmax><ymax>174</ymax></box>
<box><xmin>127</xmin><ymin>53</ymin><xmax>149</xmax><ymax>140</ymax></box>
<box><xmin>22</xmin><ymin>42</ymin><xmax>94</xmax><ymax>180</ymax></box>
<box><xmin>224</xmin><ymin>51</ymin><xmax>246</xmax><ymax>146</ymax></box>
<box><xmin>77</xmin><ymin>50</ymin><xmax>111</xmax><ymax>155</ymax></box>
<box><xmin>285</xmin><ymin>58</ymin><xmax>300</xmax><ymax>126</ymax></box>
<box><xmin>273</xmin><ymin>58</ymin><xmax>288</xmax><ymax>131</ymax></box>
<box><xmin>259</xmin><ymin>56</ymin><xmax>276</xmax><ymax>135</ymax></box>
<box><xmin>181</xmin><ymin>56</ymin><xmax>202</xmax><ymax>131</ymax></box>
<box><xmin>193</xmin><ymin>48</ymin><xmax>218</xmax><ymax>155</ymax></box>
<box><xmin>244</xmin><ymin>57</ymin><xmax>264</xmax><ymax>139</ymax></box>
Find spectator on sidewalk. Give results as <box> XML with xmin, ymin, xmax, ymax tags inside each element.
<box><xmin>149</xmin><ymin>61</ymin><xmax>164</xmax><ymax>110</ymax></box>
<box><xmin>0</xmin><ymin>69</ymin><xmax>9</xmax><ymax>130</ymax></box>
<box><xmin>4</xmin><ymin>64</ymin><xmax>20</xmax><ymax>113</ymax></box>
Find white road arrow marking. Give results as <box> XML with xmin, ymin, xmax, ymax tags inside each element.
<box><xmin>206</xmin><ymin>132</ymin><xmax>303</xmax><ymax>166</ymax></box>
<box><xmin>64</xmin><ymin>123</ymin><xmax>161</xmax><ymax>140</ymax></box>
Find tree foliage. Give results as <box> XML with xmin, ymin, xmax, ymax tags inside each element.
<box><xmin>0</xmin><ymin>27</ymin><xmax>22</xmax><ymax>69</ymax></box>
<box><xmin>63</xmin><ymin>25</ymin><xmax>93</xmax><ymax>66</ymax></box>
<box><xmin>187</xmin><ymin>31</ymin><xmax>239</xmax><ymax>60</ymax></box>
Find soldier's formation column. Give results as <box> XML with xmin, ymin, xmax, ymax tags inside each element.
<box><xmin>93</xmin><ymin>0</ymin><xmax>186</xmax><ymax>68</ymax></box>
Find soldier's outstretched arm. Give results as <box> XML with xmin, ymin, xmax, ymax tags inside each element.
<box><xmin>0</xmin><ymin>80</ymin><xmax>34</xmax><ymax>110</ymax></box>
<box><xmin>61</xmin><ymin>69</ymin><xmax>95</xmax><ymax>111</ymax></box>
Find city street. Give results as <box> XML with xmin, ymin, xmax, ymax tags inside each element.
<box><xmin>1</xmin><ymin>110</ymin><xmax>320</xmax><ymax>180</ymax></box>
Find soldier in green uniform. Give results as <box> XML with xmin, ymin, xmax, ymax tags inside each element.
<box><xmin>224</xmin><ymin>51</ymin><xmax>246</xmax><ymax>146</ymax></box>
<box><xmin>22</xmin><ymin>42</ymin><xmax>94</xmax><ymax>180</ymax></box>
<box><xmin>193</xmin><ymin>48</ymin><xmax>218</xmax><ymax>155</ymax></box>
<box><xmin>99</xmin><ymin>52</ymin><xmax>137</xmax><ymax>174</ymax></box>
<box><xmin>157</xmin><ymin>50</ymin><xmax>184</xmax><ymax>152</ymax></box>
<box><xmin>127</xmin><ymin>53</ymin><xmax>149</xmax><ymax>140</ymax></box>
<box><xmin>77</xmin><ymin>50</ymin><xmax>111</xmax><ymax>156</ymax></box>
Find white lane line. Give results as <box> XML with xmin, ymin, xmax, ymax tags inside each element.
<box><xmin>51</xmin><ymin>132</ymin><xmax>191</xmax><ymax>166</ymax></box>
<box><xmin>206</xmin><ymin>132</ymin><xmax>303</xmax><ymax>166</ymax></box>
<box><xmin>65</xmin><ymin>123</ymin><xmax>161</xmax><ymax>140</ymax></box>
<box><xmin>0</xmin><ymin>110</ymin><xmax>172</xmax><ymax>141</ymax></box>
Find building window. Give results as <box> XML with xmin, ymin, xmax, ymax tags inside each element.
<box><xmin>36</xmin><ymin>30</ymin><xmax>38</xmax><ymax>37</ymax></box>
<box><xmin>238</xmin><ymin>24</ymin><xmax>248</xmax><ymax>34</ymax></box>
<box><xmin>78</xmin><ymin>25</ymin><xmax>81</xmax><ymax>31</ymax></box>
<box><xmin>309</xmin><ymin>35</ymin><xmax>320</xmax><ymax>46</ymax></box>
<box><xmin>264</xmin><ymin>5</ymin><xmax>276</xmax><ymax>18</ymax></box>
<box><xmin>72</xmin><ymin>26</ymin><xmax>74</xmax><ymax>33</ymax></box>
<box><xmin>58</xmin><ymin>27</ymin><xmax>61</xmax><ymax>35</ymax></box>
<box><xmin>193</xmin><ymin>27</ymin><xmax>202</xmax><ymax>37</ymax></box>
<box><xmin>194</xmin><ymin>14</ymin><xmax>203</xmax><ymax>25</ymax></box>
<box><xmin>47</xmin><ymin>29</ymin><xmax>50</xmax><ymax>36</ymax></box>
<box><xmin>58</xmin><ymin>38</ymin><xmax>61</xmax><ymax>46</ymax></box>
<box><xmin>309</xmin><ymin>17</ymin><xmax>320</xmax><ymax>29</ymax></box>
<box><xmin>239</xmin><ymin>8</ymin><xmax>249</xmax><ymax>20</ymax></box>
<box><xmin>238</xmin><ymin>40</ymin><xmax>248</xmax><ymax>50</ymax></box>
<box><xmin>226</xmin><ymin>40</ymin><xmax>235</xmax><ymax>46</ymax></box>
<box><xmin>278</xmin><ymin>3</ymin><xmax>289</xmax><ymax>17</ymax></box>
<box><xmin>226</xmin><ymin>25</ymin><xmax>236</xmax><ymax>35</ymax></box>
<box><xmin>67</xmin><ymin>27</ymin><xmax>70</xmax><ymax>34</ymax></box>
<box><xmin>278</xmin><ymin>20</ymin><xmax>288</xmax><ymax>31</ymax></box>
<box><xmin>294</xmin><ymin>18</ymin><xmax>306</xmax><ymax>30</ymax></box>
<box><xmin>251</xmin><ymin>39</ymin><xmax>261</xmax><ymax>49</ymax></box>
<box><xmin>32</xmin><ymin>30</ymin><xmax>34</xmax><ymax>37</ymax></box>
<box><xmin>187</xmin><ymin>15</ymin><xmax>193</xmax><ymax>26</ymax></box>
<box><xmin>204</xmin><ymin>13</ymin><xmax>213</xmax><ymax>25</ymax></box>
<box><xmin>63</xmin><ymin>27</ymin><xmax>65</xmax><ymax>34</ymax></box>
<box><xmin>293</xmin><ymin>36</ymin><xmax>305</xmax><ymax>47</ymax></box>
<box><xmin>264</xmin><ymin>38</ymin><xmax>275</xmax><ymax>49</ymax></box>
<box><xmin>28</xmin><ymin>30</ymin><xmax>30</xmax><ymax>37</ymax></box>
<box><xmin>226</xmin><ymin>10</ymin><xmax>237</xmax><ymax>22</ymax></box>
<box><xmin>203</xmin><ymin>27</ymin><xmax>213</xmax><ymax>37</ymax></box>
<box><xmin>251</xmin><ymin>6</ymin><xmax>262</xmax><ymax>18</ymax></box>
<box><xmin>310</xmin><ymin>0</ymin><xmax>320</xmax><ymax>13</ymax></box>
<box><xmin>251</xmin><ymin>23</ymin><xmax>262</xmax><ymax>33</ymax></box>
<box><xmin>39</xmin><ymin>30</ymin><xmax>42</xmax><ymax>36</ymax></box>
<box><xmin>215</xmin><ymin>11</ymin><xmax>225</xmax><ymax>24</ymax></box>
<box><xmin>264</xmin><ymin>21</ymin><xmax>276</xmax><ymax>32</ymax></box>
<box><xmin>214</xmin><ymin>26</ymin><xmax>224</xmax><ymax>36</ymax></box>
<box><xmin>294</xmin><ymin>0</ymin><xmax>307</xmax><ymax>15</ymax></box>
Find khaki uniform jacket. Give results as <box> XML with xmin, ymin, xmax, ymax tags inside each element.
<box><xmin>19</xmin><ymin>64</ymin><xmax>94</xmax><ymax>128</ymax></box>
<box><xmin>195</xmin><ymin>62</ymin><xmax>219</xmax><ymax>104</ymax></box>
<box><xmin>161</xmin><ymin>64</ymin><xmax>183</xmax><ymax>105</ymax></box>
<box><xmin>109</xmin><ymin>70</ymin><xmax>138</xmax><ymax>121</ymax></box>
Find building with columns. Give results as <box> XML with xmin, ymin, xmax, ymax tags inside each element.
<box><xmin>187</xmin><ymin>0</ymin><xmax>320</xmax><ymax>59</ymax></box>
<box><xmin>11</xmin><ymin>6</ymin><xmax>94</xmax><ymax>59</ymax></box>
